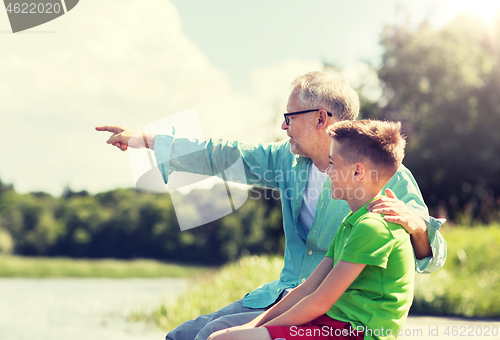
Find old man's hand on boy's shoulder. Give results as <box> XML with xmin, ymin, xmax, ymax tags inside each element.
<box><xmin>367</xmin><ymin>188</ymin><xmax>427</xmax><ymax>235</ymax></box>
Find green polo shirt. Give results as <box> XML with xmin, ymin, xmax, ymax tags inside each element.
<box><xmin>325</xmin><ymin>201</ymin><xmax>415</xmax><ymax>340</ymax></box>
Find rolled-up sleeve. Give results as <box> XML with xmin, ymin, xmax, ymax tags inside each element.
<box><xmin>415</xmin><ymin>217</ymin><xmax>447</xmax><ymax>273</ymax></box>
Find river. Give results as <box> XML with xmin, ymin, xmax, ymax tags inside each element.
<box><xmin>0</xmin><ymin>278</ymin><xmax>187</xmax><ymax>340</ymax></box>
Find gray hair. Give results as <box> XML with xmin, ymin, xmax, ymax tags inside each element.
<box><xmin>291</xmin><ymin>71</ymin><xmax>360</xmax><ymax>121</ymax></box>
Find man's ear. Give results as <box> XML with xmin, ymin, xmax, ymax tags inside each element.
<box><xmin>316</xmin><ymin>110</ymin><xmax>329</xmax><ymax>129</ymax></box>
<box><xmin>353</xmin><ymin>163</ymin><xmax>365</xmax><ymax>182</ymax></box>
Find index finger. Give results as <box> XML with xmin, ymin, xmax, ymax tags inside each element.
<box><xmin>95</xmin><ymin>125</ymin><xmax>124</xmax><ymax>134</ymax></box>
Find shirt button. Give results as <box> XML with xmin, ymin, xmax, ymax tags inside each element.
<box><xmin>301</xmin><ymin>278</ymin><xmax>306</xmax><ymax>283</ymax></box>
<box><xmin>308</xmin><ymin>250</ymin><xmax>312</xmax><ymax>255</ymax></box>
<box><xmin>277</xmin><ymin>289</ymin><xmax>280</xmax><ymax>292</ymax></box>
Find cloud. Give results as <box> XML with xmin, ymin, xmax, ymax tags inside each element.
<box><xmin>342</xmin><ymin>62</ymin><xmax>383</xmax><ymax>102</ymax></box>
<box><xmin>0</xmin><ymin>0</ymin><xmax>224</xmax><ymax>194</ymax></box>
<box><xmin>0</xmin><ymin>0</ymin><xmax>323</xmax><ymax>195</ymax></box>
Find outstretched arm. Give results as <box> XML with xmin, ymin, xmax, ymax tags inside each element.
<box><xmin>96</xmin><ymin>125</ymin><xmax>291</xmax><ymax>190</ymax></box>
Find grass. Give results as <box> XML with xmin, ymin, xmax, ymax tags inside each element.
<box><xmin>411</xmin><ymin>224</ymin><xmax>500</xmax><ymax>318</ymax></box>
<box><xmin>0</xmin><ymin>255</ymin><xmax>211</xmax><ymax>278</ymax></box>
<box><xmin>134</xmin><ymin>225</ymin><xmax>500</xmax><ymax>331</ymax></box>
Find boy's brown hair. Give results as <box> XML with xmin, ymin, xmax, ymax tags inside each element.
<box><xmin>327</xmin><ymin>120</ymin><xmax>406</xmax><ymax>180</ymax></box>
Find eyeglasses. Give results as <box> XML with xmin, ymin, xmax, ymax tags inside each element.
<box><xmin>283</xmin><ymin>109</ymin><xmax>333</xmax><ymax>125</ymax></box>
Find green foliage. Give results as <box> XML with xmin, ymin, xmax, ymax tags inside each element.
<box><xmin>2</xmin><ymin>192</ymin><xmax>63</xmax><ymax>255</ymax></box>
<box><xmin>0</xmin><ymin>255</ymin><xmax>209</xmax><ymax>278</ymax></box>
<box><xmin>412</xmin><ymin>225</ymin><xmax>500</xmax><ymax>317</ymax></box>
<box><xmin>373</xmin><ymin>14</ymin><xmax>500</xmax><ymax>223</ymax></box>
<box><xmin>130</xmin><ymin>255</ymin><xmax>284</xmax><ymax>331</ymax></box>
<box><xmin>0</xmin><ymin>180</ymin><xmax>284</xmax><ymax>264</ymax></box>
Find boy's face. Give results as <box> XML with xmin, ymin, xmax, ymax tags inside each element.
<box><xmin>327</xmin><ymin>140</ymin><xmax>355</xmax><ymax>200</ymax></box>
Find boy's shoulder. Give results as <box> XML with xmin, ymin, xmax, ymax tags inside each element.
<box><xmin>351</xmin><ymin>211</ymin><xmax>409</xmax><ymax>242</ymax></box>
<box><xmin>350</xmin><ymin>211</ymin><xmax>387</xmax><ymax>230</ymax></box>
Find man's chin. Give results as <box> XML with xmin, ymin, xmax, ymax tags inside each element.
<box><xmin>290</xmin><ymin>145</ymin><xmax>308</xmax><ymax>157</ymax></box>
<box><xmin>289</xmin><ymin>144</ymin><xmax>300</xmax><ymax>155</ymax></box>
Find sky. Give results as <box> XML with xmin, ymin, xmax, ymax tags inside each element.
<box><xmin>0</xmin><ymin>0</ymin><xmax>499</xmax><ymax>196</ymax></box>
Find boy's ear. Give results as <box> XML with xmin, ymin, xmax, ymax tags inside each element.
<box><xmin>353</xmin><ymin>163</ymin><xmax>365</xmax><ymax>181</ymax></box>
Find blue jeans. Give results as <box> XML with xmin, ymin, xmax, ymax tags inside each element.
<box><xmin>165</xmin><ymin>298</ymin><xmax>265</xmax><ymax>340</ymax></box>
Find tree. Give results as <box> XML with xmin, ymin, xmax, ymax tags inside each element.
<box><xmin>374</xmin><ymin>13</ymin><xmax>500</xmax><ymax>223</ymax></box>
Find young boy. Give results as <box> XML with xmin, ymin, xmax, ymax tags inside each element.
<box><xmin>208</xmin><ymin>120</ymin><xmax>414</xmax><ymax>340</ymax></box>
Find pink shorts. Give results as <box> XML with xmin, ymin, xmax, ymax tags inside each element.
<box><xmin>264</xmin><ymin>315</ymin><xmax>364</xmax><ymax>340</ymax></box>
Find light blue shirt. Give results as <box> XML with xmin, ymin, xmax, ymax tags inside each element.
<box><xmin>154</xmin><ymin>136</ymin><xmax>447</xmax><ymax>309</ymax></box>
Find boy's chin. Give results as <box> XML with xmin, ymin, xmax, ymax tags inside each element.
<box><xmin>330</xmin><ymin>193</ymin><xmax>344</xmax><ymax>201</ymax></box>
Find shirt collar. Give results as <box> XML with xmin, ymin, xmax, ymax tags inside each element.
<box><xmin>291</xmin><ymin>154</ymin><xmax>311</xmax><ymax>168</ymax></box>
<box><xmin>343</xmin><ymin>196</ymin><xmax>382</xmax><ymax>228</ymax></box>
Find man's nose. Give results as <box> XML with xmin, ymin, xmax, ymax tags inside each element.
<box><xmin>281</xmin><ymin>119</ymin><xmax>288</xmax><ymax>130</ymax></box>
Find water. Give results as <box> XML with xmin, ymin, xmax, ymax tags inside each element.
<box><xmin>0</xmin><ymin>278</ymin><xmax>188</xmax><ymax>340</ymax></box>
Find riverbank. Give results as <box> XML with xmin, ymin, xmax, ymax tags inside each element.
<box><xmin>0</xmin><ymin>255</ymin><xmax>211</xmax><ymax>278</ymax></box>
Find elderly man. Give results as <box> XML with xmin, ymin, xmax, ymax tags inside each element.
<box><xmin>97</xmin><ymin>70</ymin><xmax>446</xmax><ymax>340</ymax></box>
